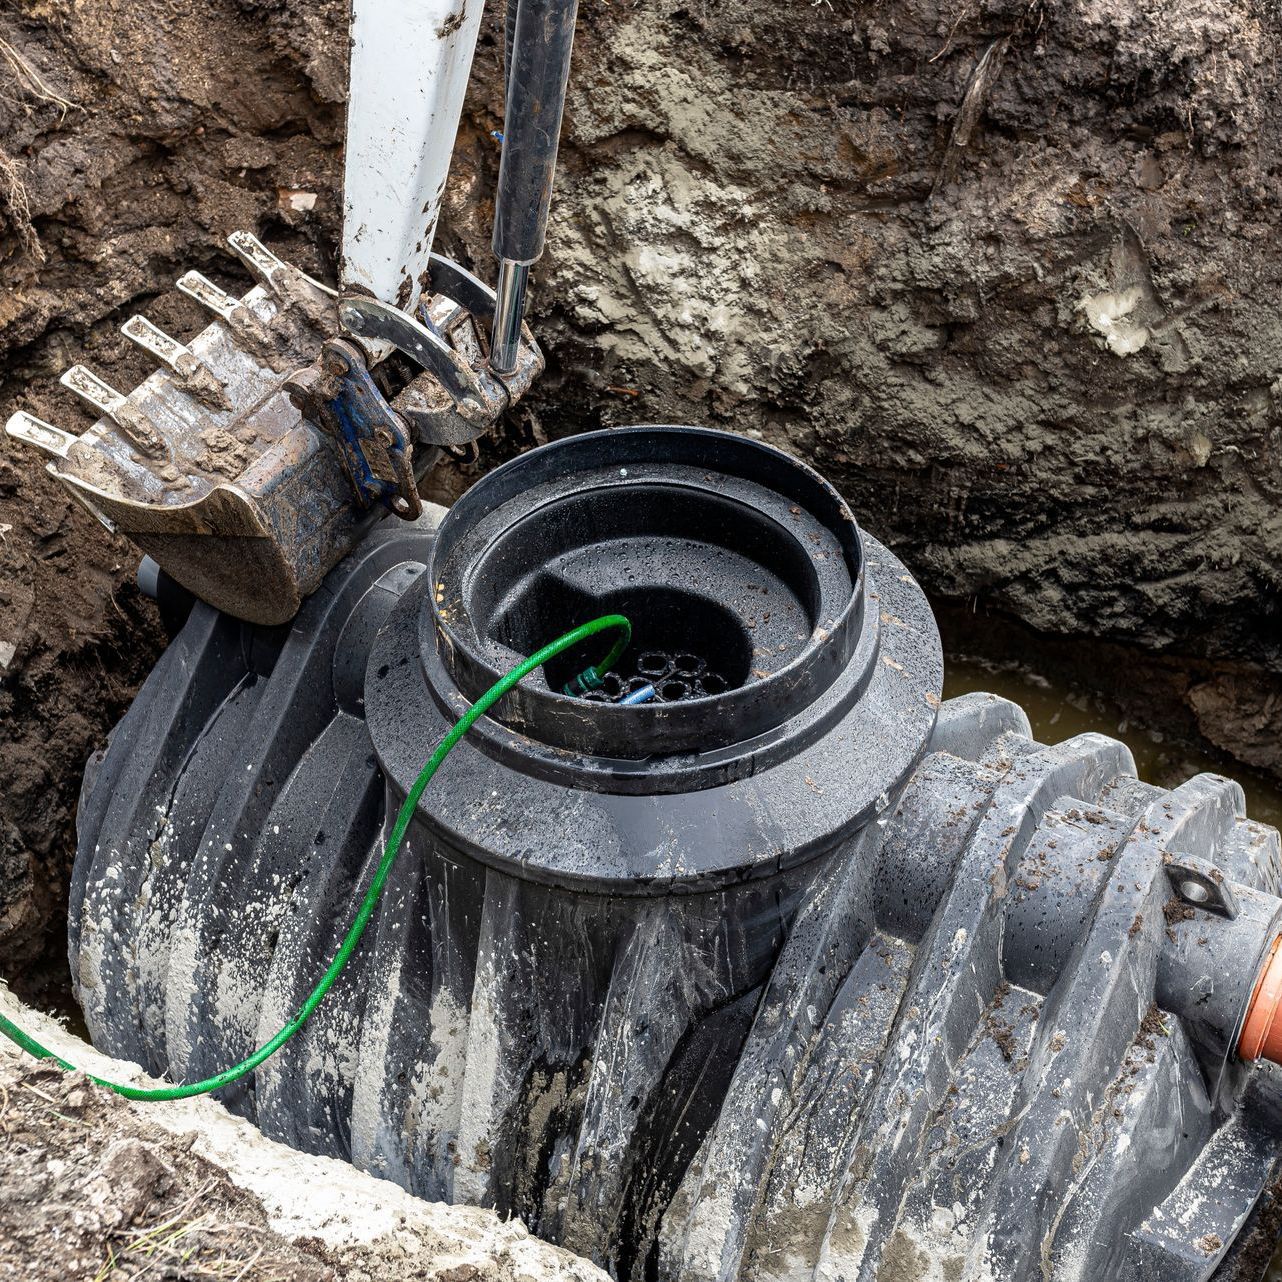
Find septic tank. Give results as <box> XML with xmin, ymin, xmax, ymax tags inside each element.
<box><xmin>71</xmin><ymin>427</ymin><xmax>1282</xmax><ymax>1280</ymax></box>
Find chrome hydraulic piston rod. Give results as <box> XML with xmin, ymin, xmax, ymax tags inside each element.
<box><xmin>489</xmin><ymin>0</ymin><xmax>579</xmax><ymax>374</ymax></box>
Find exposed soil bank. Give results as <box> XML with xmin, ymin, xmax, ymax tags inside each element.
<box><xmin>0</xmin><ymin>985</ymin><xmax>608</xmax><ymax>1282</ymax></box>
<box><xmin>0</xmin><ymin>0</ymin><xmax>344</xmax><ymax>994</ymax></box>
<box><xmin>1</xmin><ymin>0</ymin><xmax>1280</xmax><ymax>990</ymax></box>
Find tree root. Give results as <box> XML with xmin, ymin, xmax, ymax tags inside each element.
<box><xmin>0</xmin><ymin>36</ymin><xmax>81</xmax><ymax>121</ymax></box>
<box><xmin>0</xmin><ymin>145</ymin><xmax>43</xmax><ymax>265</ymax></box>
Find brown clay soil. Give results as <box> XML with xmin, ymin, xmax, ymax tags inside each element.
<box><xmin>0</xmin><ymin>0</ymin><xmax>1281</xmax><ymax>997</ymax></box>
<box><xmin>0</xmin><ymin>0</ymin><xmax>344</xmax><ymax>999</ymax></box>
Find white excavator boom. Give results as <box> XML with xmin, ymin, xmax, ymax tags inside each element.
<box><xmin>341</xmin><ymin>0</ymin><xmax>486</xmax><ymax>310</ymax></box>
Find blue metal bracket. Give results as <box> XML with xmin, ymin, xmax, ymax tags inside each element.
<box><xmin>286</xmin><ymin>339</ymin><xmax>422</xmax><ymax>520</ymax></box>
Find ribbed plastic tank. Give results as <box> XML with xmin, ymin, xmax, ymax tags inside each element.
<box><xmin>70</xmin><ymin>426</ymin><xmax>1282</xmax><ymax>1280</ymax></box>
<box><xmin>70</xmin><ymin>427</ymin><xmax>940</xmax><ymax>1273</ymax></box>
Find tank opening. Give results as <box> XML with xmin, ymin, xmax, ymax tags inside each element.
<box><xmin>432</xmin><ymin>428</ymin><xmax>863</xmax><ymax>755</ymax></box>
<box><xmin>494</xmin><ymin>578</ymin><xmax>755</xmax><ymax>700</ymax></box>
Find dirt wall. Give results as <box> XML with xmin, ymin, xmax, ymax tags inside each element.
<box><xmin>441</xmin><ymin>0</ymin><xmax>1282</xmax><ymax>770</ymax></box>
<box><xmin>1</xmin><ymin>0</ymin><xmax>1281</xmax><ymax>987</ymax></box>
<box><xmin>0</xmin><ymin>0</ymin><xmax>343</xmax><ymax>992</ymax></box>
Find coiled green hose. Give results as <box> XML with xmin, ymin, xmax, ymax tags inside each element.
<box><xmin>0</xmin><ymin>613</ymin><xmax>632</xmax><ymax>1101</ymax></box>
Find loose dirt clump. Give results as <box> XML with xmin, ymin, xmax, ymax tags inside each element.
<box><xmin>1</xmin><ymin>1062</ymin><xmax>334</xmax><ymax>1282</ymax></box>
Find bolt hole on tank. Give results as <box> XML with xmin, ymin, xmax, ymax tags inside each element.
<box><xmin>3</xmin><ymin>0</ymin><xmax>1282</xmax><ymax>1279</ymax></box>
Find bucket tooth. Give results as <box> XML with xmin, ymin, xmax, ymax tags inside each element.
<box><xmin>177</xmin><ymin>269</ymin><xmax>286</xmax><ymax>369</ymax></box>
<box><xmin>225</xmin><ymin>230</ymin><xmax>332</xmax><ymax>294</ymax></box>
<box><xmin>60</xmin><ymin>365</ymin><xmax>167</xmax><ymax>459</ymax></box>
<box><xmin>226</xmin><ymin>229</ymin><xmax>335</xmax><ymax>330</ymax></box>
<box><xmin>5</xmin><ymin>411</ymin><xmax>117</xmax><ymax>532</ymax></box>
<box><xmin>5</xmin><ymin>410</ymin><xmax>79</xmax><ymax>459</ymax></box>
<box><xmin>121</xmin><ymin>314</ymin><xmax>231</xmax><ymax>412</ymax></box>
<box><xmin>60</xmin><ymin>364</ymin><xmax>126</xmax><ymax>417</ymax></box>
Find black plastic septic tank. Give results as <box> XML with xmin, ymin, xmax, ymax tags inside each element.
<box><xmin>70</xmin><ymin>426</ymin><xmax>941</xmax><ymax>1273</ymax></box>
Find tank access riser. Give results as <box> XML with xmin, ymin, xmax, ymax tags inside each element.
<box><xmin>70</xmin><ymin>428</ymin><xmax>1282</xmax><ymax>1281</ymax></box>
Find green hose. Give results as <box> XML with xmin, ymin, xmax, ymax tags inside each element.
<box><xmin>0</xmin><ymin>613</ymin><xmax>632</xmax><ymax>1101</ymax></box>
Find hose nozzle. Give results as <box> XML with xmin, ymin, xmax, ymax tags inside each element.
<box><xmin>562</xmin><ymin>665</ymin><xmax>604</xmax><ymax>698</ymax></box>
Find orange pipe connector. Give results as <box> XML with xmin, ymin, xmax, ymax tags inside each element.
<box><xmin>1239</xmin><ymin>935</ymin><xmax>1282</xmax><ymax>1063</ymax></box>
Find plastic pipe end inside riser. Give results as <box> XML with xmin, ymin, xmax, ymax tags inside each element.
<box><xmin>1239</xmin><ymin>935</ymin><xmax>1282</xmax><ymax>1063</ymax></box>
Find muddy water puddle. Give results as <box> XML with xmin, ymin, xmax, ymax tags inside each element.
<box><xmin>945</xmin><ymin>657</ymin><xmax>1282</xmax><ymax>828</ymax></box>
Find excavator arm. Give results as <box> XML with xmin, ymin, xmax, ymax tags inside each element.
<box><xmin>4</xmin><ymin>0</ymin><xmax>576</xmax><ymax>625</ymax></box>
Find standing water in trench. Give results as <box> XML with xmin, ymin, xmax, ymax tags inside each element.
<box><xmin>946</xmin><ymin>656</ymin><xmax>1282</xmax><ymax>829</ymax></box>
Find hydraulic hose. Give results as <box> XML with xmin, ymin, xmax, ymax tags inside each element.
<box><xmin>0</xmin><ymin>613</ymin><xmax>632</xmax><ymax>1101</ymax></box>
